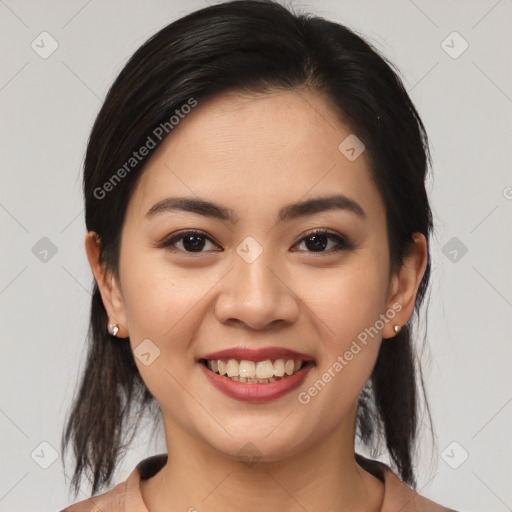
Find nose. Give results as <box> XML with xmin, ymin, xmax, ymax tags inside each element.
<box><xmin>214</xmin><ymin>249</ymin><xmax>300</xmax><ymax>331</ymax></box>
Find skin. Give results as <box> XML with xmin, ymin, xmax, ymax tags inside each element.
<box><xmin>86</xmin><ymin>89</ymin><xmax>427</xmax><ymax>512</ymax></box>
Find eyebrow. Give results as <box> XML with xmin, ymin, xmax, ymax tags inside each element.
<box><xmin>145</xmin><ymin>194</ymin><xmax>366</xmax><ymax>223</ymax></box>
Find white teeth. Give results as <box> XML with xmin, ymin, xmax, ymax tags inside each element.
<box><xmin>273</xmin><ymin>359</ymin><xmax>285</xmax><ymax>377</ymax></box>
<box><xmin>239</xmin><ymin>360</ymin><xmax>256</xmax><ymax>379</ymax></box>
<box><xmin>205</xmin><ymin>357</ymin><xmax>307</xmax><ymax>381</ymax></box>
<box><xmin>217</xmin><ymin>360</ymin><xmax>227</xmax><ymax>375</ymax></box>
<box><xmin>256</xmin><ymin>360</ymin><xmax>274</xmax><ymax>379</ymax></box>
<box><xmin>226</xmin><ymin>360</ymin><xmax>239</xmax><ymax>377</ymax></box>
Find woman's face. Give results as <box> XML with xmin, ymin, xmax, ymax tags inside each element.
<box><xmin>110</xmin><ymin>89</ymin><xmax>410</xmax><ymax>460</ymax></box>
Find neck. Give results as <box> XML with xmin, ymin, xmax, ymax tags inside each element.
<box><xmin>141</xmin><ymin>406</ymin><xmax>384</xmax><ymax>512</ymax></box>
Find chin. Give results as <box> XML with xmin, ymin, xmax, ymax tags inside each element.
<box><xmin>200</xmin><ymin>424</ymin><xmax>309</xmax><ymax>464</ymax></box>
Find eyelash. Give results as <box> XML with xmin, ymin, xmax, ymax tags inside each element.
<box><xmin>158</xmin><ymin>228</ymin><xmax>353</xmax><ymax>255</ymax></box>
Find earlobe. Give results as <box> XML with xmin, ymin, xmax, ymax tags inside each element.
<box><xmin>384</xmin><ymin>232</ymin><xmax>428</xmax><ymax>339</ymax></box>
<box><xmin>84</xmin><ymin>231</ymin><xmax>129</xmax><ymax>338</ymax></box>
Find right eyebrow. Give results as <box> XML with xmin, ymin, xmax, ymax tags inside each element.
<box><xmin>145</xmin><ymin>197</ymin><xmax>238</xmax><ymax>222</ymax></box>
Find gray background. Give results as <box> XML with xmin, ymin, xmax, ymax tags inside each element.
<box><xmin>1</xmin><ymin>0</ymin><xmax>511</xmax><ymax>511</ymax></box>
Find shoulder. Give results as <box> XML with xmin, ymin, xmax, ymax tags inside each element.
<box><xmin>356</xmin><ymin>454</ymin><xmax>460</xmax><ymax>512</ymax></box>
<box><xmin>60</xmin><ymin>454</ymin><xmax>167</xmax><ymax>512</ymax></box>
<box><xmin>59</xmin><ymin>480</ymin><xmax>129</xmax><ymax>512</ymax></box>
<box><xmin>383</xmin><ymin>470</ymin><xmax>460</xmax><ymax>512</ymax></box>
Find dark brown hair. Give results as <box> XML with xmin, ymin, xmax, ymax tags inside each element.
<box><xmin>61</xmin><ymin>0</ymin><xmax>434</xmax><ymax>498</ymax></box>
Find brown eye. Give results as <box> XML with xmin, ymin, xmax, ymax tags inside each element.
<box><xmin>294</xmin><ymin>230</ymin><xmax>352</xmax><ymax>253</ymax></box>
<box><xmin>159</xmin><ymin>230</ymin><xmax>220</xmax><ymax>253</ymax></box>
<box><xmin>180</xmin><ymin>233</ymin><xmax>207</xmax><ymax>252</ymax></box>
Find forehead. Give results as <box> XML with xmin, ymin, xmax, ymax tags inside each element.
<box><xmin>126</xmin><ymin>89</ymin><xmax>385</xmax><ymax>225</ymax></box>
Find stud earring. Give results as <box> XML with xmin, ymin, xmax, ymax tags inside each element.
<box><xmin>109</xmin><ymin>323</ymin><xmax>119</xmax><ymax>337</ymax></box>
<box><xmin>393</xmin><ymin>325</ymin><xmax>401</xmax><ymax>334</ymax></box>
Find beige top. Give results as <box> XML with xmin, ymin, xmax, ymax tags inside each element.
<box><xmin>61</xmin><ymin>453</ymin><xmax>458</xmax><ymax>512</ymax></box>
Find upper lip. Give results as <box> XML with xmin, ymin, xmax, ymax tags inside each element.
<box><xmin>200</xmin><ymin>347</ymin><xmax>315</xmax><ymax>362</ymax></box>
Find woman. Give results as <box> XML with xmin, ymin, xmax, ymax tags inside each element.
<box><xmin>60</xmin><ymin>1</ymin><xmax>458</xmax><ymax>510</ymax></box>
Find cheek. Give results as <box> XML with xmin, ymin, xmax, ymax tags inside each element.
<box><xmin>122</xmin><ymin>266</ymin><xmax>198</xmax><ymax>341</ymax></box>
<box><xmin>294</xmin><ymin>264</ymin><xmax>387</xmax><ymax>427</ymax></box>
<box><xmin>117</xmin><ymin>248</ymin><xmax>204</xmax><ymax>413</ymax></box>
<box><xmin>118</xmin><ymin>242</ymin><xmax>223</xmax><ymax>358</ymax></box>
<box><xmin>305</xmin><ymin>260</ymin><xmax>388</xmax><ymax>344</ymax></box>
<box><xmin>300</xmin><ymin>249</ymin><xmax>390</xmax><ymax>414</ymax></box>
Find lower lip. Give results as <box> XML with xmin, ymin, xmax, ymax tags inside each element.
<box><xmin>199</xmin><ymin>362</ymin><xmax>314</xmax><ymax>403</ymax></box>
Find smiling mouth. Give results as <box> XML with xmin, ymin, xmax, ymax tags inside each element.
<box><xmin>199</xmin><ymin>358</ymin><xmax>315</xmax><ymax>384</ymax></box>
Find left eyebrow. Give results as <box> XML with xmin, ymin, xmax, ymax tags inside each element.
<box><xmin>278</xmin><ymin>194</ymin><xmax>366</xmax><ymax>221</ymax></box>
<box><xmin>145</xmin><ymin>194</ymin><xmax>366</xmax><ymax>223</ymax></box>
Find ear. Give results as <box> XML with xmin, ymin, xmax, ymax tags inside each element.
<box><xmin>383</xmin><ymin>232</ymin><xmax>428</xmax><ymax>339</ymax></box>
<box><xmin>84</xmin><ymin>231</ymin><xmax>129</xmax><ymax>338</ymax></box>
